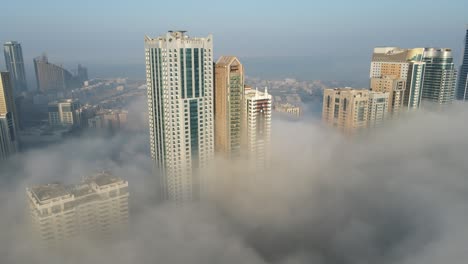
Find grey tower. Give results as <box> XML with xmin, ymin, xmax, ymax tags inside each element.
<box><xmin>3</xmin><ymin>41</ymin><xmax>28</xmax><ymax>94</ymax></box>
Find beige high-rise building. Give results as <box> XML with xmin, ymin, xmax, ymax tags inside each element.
<box><xmin>0</xmin><ymin>72</ymin><xmax>18</xmax><ymax>159</ymax></box>
<box><xmin>322</xmin><ymin>88</ymin><xmax>389</xmax><ymax>134</ymax></box>
<box><xmin>370</xmin><ymin>76</ymin><xmax>405</xmax><ymax>115</ymax></box>
<box><xmin>214</xmin><ymin>56</ymin><xmax>244</xmax><ymax>159</ymax></box>
<box><xmin>27</xmin><ymin>171</ymin><xmax>129</xmax><ymax>244</ymax></box>
<box><xmin>368</xmin><ymin>91</ymin><xmax>389</xmax><ymax>128</ymax></box>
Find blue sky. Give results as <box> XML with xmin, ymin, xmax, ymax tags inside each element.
<box><xmin>1</xmin><ymin>0</ymin><xmax>467</xmax><ymax>67</ymax></box>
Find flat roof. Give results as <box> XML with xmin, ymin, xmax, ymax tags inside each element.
<box><xmin>29</xmin><ymin>184</ymin><xmax>70</xmax><ymax>202</ymax></box>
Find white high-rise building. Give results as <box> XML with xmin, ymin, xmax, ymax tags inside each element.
<box><xmin>145</xmin><ymin>31</ymin><xmax>214</xmax><ymax>202</ymax></box>
<box><xmin>244</xmin><ymin>88</ymin><xmax>272</xmax><ymax>169</ymax></box>
<box><xmin>27</xmin><ymin>172</ymin><xmax>129</xmax><ymax>244</ymax></box>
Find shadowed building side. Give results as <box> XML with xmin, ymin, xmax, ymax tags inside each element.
<box><xmin>3</xmin><ymin>41</ymin><xmax>28</xmax><ymax>95</ymax></box>
<box><xmin>457</xmin><ymin>26</ymin><xmax>468</xmax><ymax>101</ymax></box>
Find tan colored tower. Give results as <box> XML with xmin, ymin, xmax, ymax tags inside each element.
<box><xmin>322</xmin><ymin>88</ymin><xmax>389</xmax><ymax>134</ymax></box>
<box><xmin>370</xmin><ymin>76</ymin><xmax>405</xmax><ymax>115</ymax></box>
<box><xmin>215</xmin><ymin>56</ymin><xmax>244</xmax><ymax>159</ymax></box>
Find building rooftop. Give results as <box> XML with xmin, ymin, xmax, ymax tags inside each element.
<box><xmin>216</xmin><ymin>56</ymin><xmax>240</xmax><ymax>67</ymax></box>
<box><xmin>29</xmin><ymin>184</ymin><xmax>70</xmax><ymax>202</ymax></box>
<box><xmin>85</xmin><ymin>171</ymin><xmax>123</xmax><ymax>187</ymax></box>
<box><xmin>28</xmin><ymin>172</ymin><xmax>125</xmax><ymax>204</ymax></box>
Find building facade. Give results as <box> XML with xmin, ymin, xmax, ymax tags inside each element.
<box><xmin>456</xmin><ymin>26</ymin><xmax>468</xmax><ymax>101</ymax></box>
<box><xmin>3</xmin><ymin>41</ymin><xmax>28</xmax><ymax>94</ymax></box>
<box><xmin>145</xmin><ymin>31</ymin><xmax>214</xmax><ymax>202</ymax></box>
<box><xmin>419</xmin><ymin>48</ymin><xmax>457</xmax><ymax>107</ymax></box>
<box><xmin>370</xmin><ymin>76</ymin><xmax>405</xmax><ymax>115</ymax></box>
<box><xmin>367</xmin><ymin>92</ymin><xmax>389</xmax><ymax>128</ymax></box>
<box><xmin>34</xmin><ymin>55</ymin><xmax>74</xmax><ymax>92</ymax></box>
<box><xmin>0</xmin><ymin>113</ymin><xmax>18</xmax><ymax>160</ymax></box>
<box><xmin>27</xmin><ymin>172</ymin><xmax>129</xmax><ymax>243</ymax></box>
<box><xmin>48</xmin><ymin>99</ymin><xmax>81</xmax><ymax>128</ymax></box>
<box><xmin>88</xmin><ymin>109</ymin><xmax>128</xmax><ymax>133</ymax></box>
<box><xmin>0</xmin><ymin>72</ymin><xmax>19</xmax><ymax>133</ymax></box>
<box><xmin>371</xmin><ymin>47</ymin><xmax>456</xmax><ymax>110</ymax></box>
<box><xmin>214</xmin><ymin>56</ymin><xmax>244</xmax><ymax>159</ymax></box>
<box><xmin>322</xmin><ymin>88</ymin><xmax>389</xmax><ymax>134</ymax></box>
<box><xmin>244</xmin><ymin>88</ymin><xmax>271</xmax><ymax>169</ymax></box>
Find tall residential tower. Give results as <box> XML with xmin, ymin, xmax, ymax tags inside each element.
<box><xmin>145</xmin><ymin>31</ymin><xmax>214</xmax><ymax>202</ymax></box>
<box><xmin>214</xmin><ymin>56</ymin><xmax>244</xmax><ymax>159</ymax></box>
<box><xmin>3</xmin><ymin>41</ymin><xmax>28</xmax><ymax>94</ymax></box>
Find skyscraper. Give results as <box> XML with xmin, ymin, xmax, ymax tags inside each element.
<box><xmin>3</xmin><ymin>41</ymin><xmax>28</xmax><ymax>94</ymax></box>
<box><xmin>214</xmin><ymin>56</ymin><xmax>244</xmax><ymax>159</ymax></box>
<box><xmin>145</xmin><ymin>31</ymin><xmax>214</xmax><ymax>202</ymax></box>
<box><xmin>322</xmin><ymin>88</ymin><xmax>389</xmax><ymax>134</ymax></box>
<box><xmin>371</xmin><ymin>47</ymin><xmax>456</xmax><ymax>110</ymax></box>
<box><xmin>27</xmin><ymin>171</ymin><xmax>129</xmax><ymax>244</ymax></box>
<box><xmin>244</xmin><ymin>88</ymin><xmax>271</xmax><ymax>169</ymax></box>
<box><xmin>0</xmin><ymin>72</ymin><xmax>19</xmax><ymax>134</ymax></box>
<box><xmin>456</xmin><ymin>26</ymin><xmax>468</xmax><ymax>101</ymax></box>
<box><xmin>419</xmin><ymin>48</ymin><xmax>457</xmax><ymax>107</ymax></box>
<box><xmin>33</xmin><ymin>55</ymin><xmax>74</xmax><ymax>92</ymax></box>
<box><xmin>77</xmin><ymin>64</ymin><xmax>89</xmax><ymax>84</ymax></box>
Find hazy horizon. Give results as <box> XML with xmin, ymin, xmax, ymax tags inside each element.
<box><xmin>1</xmin><ymin>0</ymin><xmax>467</xmax><ymax>87</ymax></box>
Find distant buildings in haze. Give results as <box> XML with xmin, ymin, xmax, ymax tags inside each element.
<box><xmin>48</xmin><ymin>99</ymin><xmax>81</xmax><ymax>128</ymax></box>
<box><xmin>33</xmin><ymin>55</ymin><xmax>87</xmax><ymax>93</ymax></box>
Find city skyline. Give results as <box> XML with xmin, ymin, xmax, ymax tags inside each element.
<box><xmin>1</xmin><ymin>3</ymin><xmax>468</xmax><ymax>263</ymax></box>
<box><xmin>1</xmin><ymin>2</ymin><xmax>466</xmax><ymax>71</ymax></box>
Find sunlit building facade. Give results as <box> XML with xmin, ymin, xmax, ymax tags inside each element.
<box><xmin>215</xmin><ymin>56</ymin><xmax>244</xmax><ymax>159</ymax></box>
<box><xmin>322</xmin><ymin>88</ymin><xmax>389</xmax><ymax>134</ymax></box>
<box><xmin>145</xmin><ymin>31</ymin><xmax>214</xmax><ymax>202</ymax></box>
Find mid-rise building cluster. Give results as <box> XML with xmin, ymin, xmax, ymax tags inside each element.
<box><xmin>323</xmin><ymin>33</ymin><xmax>468</xmax><ymax>134</ymax></box>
